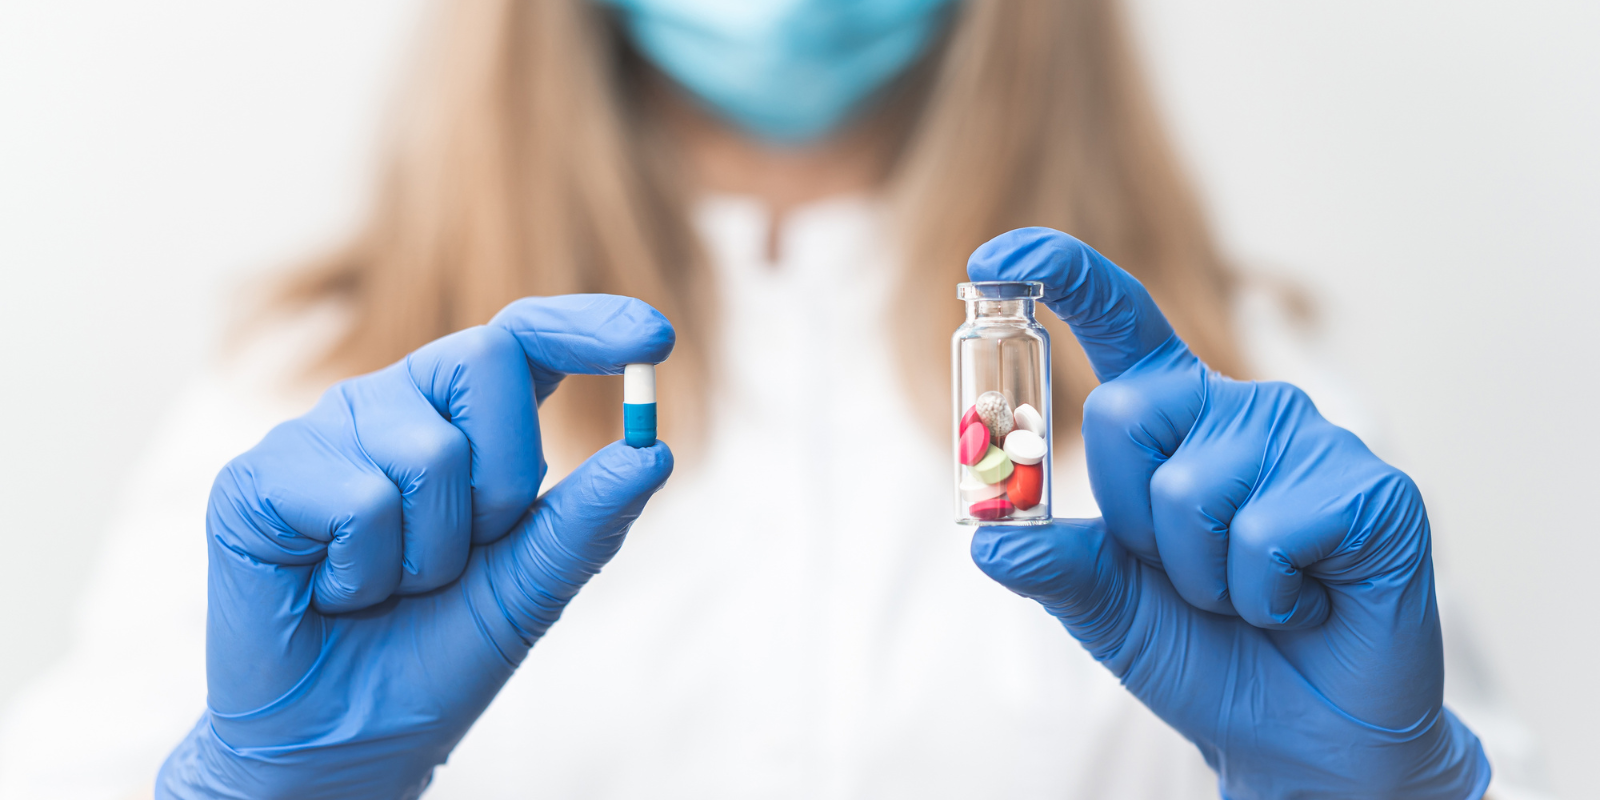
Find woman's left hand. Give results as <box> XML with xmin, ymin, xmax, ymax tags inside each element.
<box><xmin>967</xmin><ymin>228</ymin><xmax>1491</xmax><ymax>799</ymax></box>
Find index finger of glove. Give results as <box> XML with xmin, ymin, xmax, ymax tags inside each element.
<box><xmin>489</xmin><ymin>295</ymin><xmax>676</xmax><ymax>405</ymax></box>
<box><xmin>407</xmin><ymin>296</ymin><xmax>675</xmax><ymax>545</ymax></box>
<box><xmin>966</xmin><ymin>228</ymin><xmax>1179</xmax><ymax>382</ymax></box>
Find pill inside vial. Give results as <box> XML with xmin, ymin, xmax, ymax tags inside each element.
<box><xmin>975</xmin><ymin>391</ymin><xmax>1015</xmax><ymax>443</ymax></box>
<box><xmin>1003</xmin><ymin>429</ymin><xmax>1046</xmax><ymax>466</ymax></box>
<box><xmin>959</xmin><ymin>420</ymin><xmax>989</xmax><ymax>465</ymax></box>
<box><xmin>1012</xmin><ymin>404</ymin><xmax>1045</xmax><ymax>437</ymax></box>
<box><xmin>1005</xmin><ymin>462</ymin><xmax>1043</xmax><ymax>510</ymax></box>
<box><xmin>623</xmin><ymin>363</ymin><xmax>657</xmax><ymax>448</ymax></box>
<box><xmin>968</xmin><ymin>444</ymin><xmax>1015</xmax><ymax>485</ymax></box>
<box><xmin>960</xmin><ymin>473</ymin><xmax>1008</xmax><ymax>504</ymax></box>
<box><xmin>968</xmin><ymin>497</ymin><xmax>1016</xmax><ymax>521</ymax></box>
<box><xmin>961</xmin><ymin>404</ymin><xmax>982</xmax><ymax>433</ymax></box>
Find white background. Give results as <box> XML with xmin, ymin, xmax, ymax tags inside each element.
<box><xmin>0</xmin><ymin>1</ymin><xmax>1595</xmax><ymax>796</ymax></box>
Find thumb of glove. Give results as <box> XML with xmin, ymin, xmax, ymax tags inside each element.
<box><xmin>472</xmin><ymin>440</ymin><xmax>675</xmax><ymax>660</ymax></box>
<box><xmin>971</xmin><ymin>518</ymin><xmax>1143</xmax><ymax>666</ymax></box>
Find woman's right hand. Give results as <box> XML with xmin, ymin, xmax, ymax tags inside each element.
<box><xmin>156</xmin><ymin>295</ymin><xmax>675</xmax><ymax>800</ymax></box>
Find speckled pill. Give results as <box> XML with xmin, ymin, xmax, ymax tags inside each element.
<box><xmin>975</xmin><ymin>391</ymin><xmax>1014</xmax><ymax>442</ymax></box>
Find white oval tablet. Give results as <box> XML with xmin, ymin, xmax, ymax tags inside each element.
<box><xmin>1012</xmin><ymin>403</ymin><xmax>1045</xmax><ymax>437</ymax></box>
<box><xmin>960</xmin><ymin>473</ymin><xmax>1007</xmax><ymax>504</ymax></box>
<box><xmin>1003</xmin><ymin>429</ymin><xmax>1046</xmax><ymax>466</ymax></box>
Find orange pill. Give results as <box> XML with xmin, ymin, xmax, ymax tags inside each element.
<box><xmin>1005</xmin><ymin>462</ymin><xmax>1043</xmax><ymax>510</ymax></box>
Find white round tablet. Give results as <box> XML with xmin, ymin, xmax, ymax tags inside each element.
<box><xmin>960</xmin><ymin>473</ymin><xmax>1007</xmax><ymax>504</ymax></box>
<box><xmin>1012</xmin><ymin>403</ymin><xmax>1045</xmax><ymax>437</ymax></box>
<box><xmin>1003</xmin><ymin>429</ymin><xmax>1046</xmax><ymax>466</ymax></box>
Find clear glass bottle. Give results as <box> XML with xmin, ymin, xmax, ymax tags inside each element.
<box><xmin>953</xmin><ymin>281</ymin><xmax>1051</xmax><ymax>525</ymax></box>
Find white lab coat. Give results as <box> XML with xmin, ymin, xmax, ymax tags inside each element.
<box><xmin>0</xmin><ymin>195</ymin><xmax>1550</xmax><ymax>799</ymax></box>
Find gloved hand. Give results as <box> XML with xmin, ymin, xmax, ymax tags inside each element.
<box><xmin>967</xmin><ymin>229</ymin><xmax>1491</xmax><ymax>799</ymax></box>
<box><xmin>156</xmin><ymin>295</ymin><xmax>675</xmax><ymax>800</ymax></box>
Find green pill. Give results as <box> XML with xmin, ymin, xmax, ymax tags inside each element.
<box><xmin>967</xmin><ymin>445</ymin><xmax>1015</xmax><ymax>485</ymax></box>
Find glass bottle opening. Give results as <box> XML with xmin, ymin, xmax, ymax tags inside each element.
<box><xmin>959</xmin><ymin>282</ymin><xmax>1042</xmax><ymax>322</ymax></box>
<box><xmin>956</xmin><ymin>281</ymin><xmax>1044</xmax><ymax>301</ymax></box>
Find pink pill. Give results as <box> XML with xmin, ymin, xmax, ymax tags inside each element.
<box><xmin>969</xmin><ymin>497</ymin><xmax>1015</xmax><ymax>521</ymax></box>
<box><xmin>959</xmin><ymin>420</ymin><xmax>989</xmax><ymax>465</ymax></box>
<box><xmin>960</xmin><ymin>405</ymin><xmax>981</xmax><ymax>432</ymax></box>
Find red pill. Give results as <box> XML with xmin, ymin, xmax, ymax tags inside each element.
<box><xmin>959</xmin><ymin>420</ymin><xmax>989</xmax><ymax>465</ymax></box>
<box><xmin>969</xmin><ymin>497</ymin><xmax>1015</xmax><ymax>520</ymax></box>
<box><xmin>1005</xmin><ymin>463</ymin><xmax>1043</xmax><ymax>510</ymax></box>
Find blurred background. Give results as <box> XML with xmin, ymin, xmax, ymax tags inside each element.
<box><xmin>0</xmin><ymin>1</ymin><xmax>1595</xmax><ymax>796</ymax></box>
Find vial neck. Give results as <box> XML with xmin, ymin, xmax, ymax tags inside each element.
<box><xmin>966</xmin><ymin>298</ymin><xmax>1035</xmax><ymax>322</ymax></box>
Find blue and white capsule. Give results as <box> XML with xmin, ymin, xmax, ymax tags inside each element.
<box><xmin>623</xmin><ymin>363</ymin><xmax>657</xmax><ymax>447</ymax></box>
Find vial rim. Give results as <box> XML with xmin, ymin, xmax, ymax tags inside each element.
<box><xmin>956</xmin><ymin>281</ymin><xmax>1044</xmax><ymax>300</ymax></box>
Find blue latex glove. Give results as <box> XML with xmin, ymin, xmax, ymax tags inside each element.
<box><xmin>967</xmin><ymin>229</ymin><xmax>1491</xmax><ymax>799</ymax></box>
<box><xmin>156</xmin><ymin>295</ymin><xmax>675</xmax><ymax>799</ymax></box>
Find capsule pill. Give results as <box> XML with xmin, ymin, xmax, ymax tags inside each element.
<box><xmin>623</xmin><ymin>363</ymin><xmax>657</xmax><ymax>448</ymax></box>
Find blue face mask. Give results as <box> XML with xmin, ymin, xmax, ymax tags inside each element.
<box><xmin>601</xmin><ymin>0</ymin><xmax>960</xmax><ymax>145</ymax></box>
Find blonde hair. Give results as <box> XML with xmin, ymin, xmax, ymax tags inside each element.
<box><xmin>265</xmin><ymin>0</ymin><xmax>1242</xmax><ymax>460</ymax></box>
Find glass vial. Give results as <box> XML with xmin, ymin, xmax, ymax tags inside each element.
<box><xmin>953</xmin><ymin>281</ymin><xmax>1051</xmax><ymax>525</ymax></box>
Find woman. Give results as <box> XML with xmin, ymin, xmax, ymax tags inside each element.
<box><xmin>0</xmin><ymin>1</ymin><xmax>1538</xmax><ymax>797</ymax></box>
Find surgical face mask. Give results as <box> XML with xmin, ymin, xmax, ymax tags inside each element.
<box><xmin>601</xmin><ymin>0</ymin><xmax>960</xmax><ymax>145</ymax></box>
